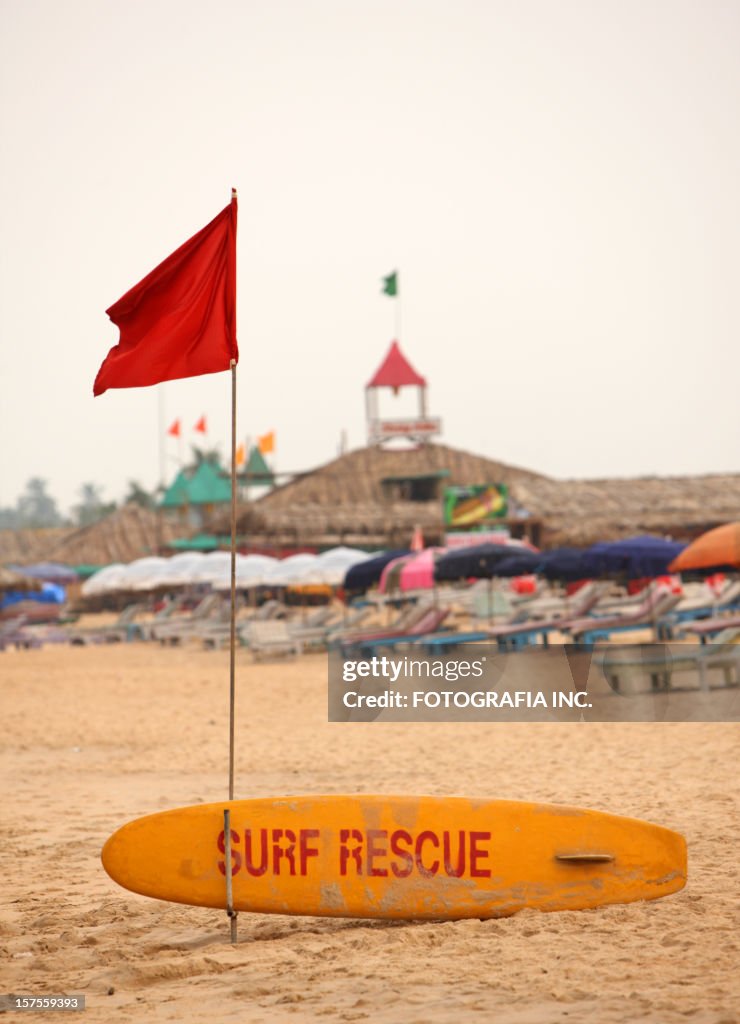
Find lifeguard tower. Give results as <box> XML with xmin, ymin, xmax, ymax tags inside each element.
<box><xmin>365</xmin><ymin>341</ymin><xmax>441</xmax><ymax>446</ymax></box>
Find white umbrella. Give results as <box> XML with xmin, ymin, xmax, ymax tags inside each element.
<box><xmin>120</xmin><ymin>557</ymin><xmax>170</xmax><ymax>591</ymax></box>
<box><xmin>81</xmin><ymin>563</ymin><xmax>127</xmax><ymax>596</ymax></box>
<box><xmin>211</xmin><ymin>554</ymin><xmax>278</xmax><ymax>591</ymax></box>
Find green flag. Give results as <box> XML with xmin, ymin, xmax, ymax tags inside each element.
<box><xmin>381</xmin><ymin>271</ymin><xmax>398</xmax><ymax>297</ymax></box>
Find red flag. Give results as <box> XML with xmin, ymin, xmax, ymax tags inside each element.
<box><xmin>167</xmin><ymin>419</ymin><xmax>181</xmax><ymax>438</ymax></box>
<box><xmin>194</xmin><ymin>415</ymin><xmax>207</xmax><ymax>434</ymax></box>
<box><xmin>93</xmin><ymin>194</ymin><xmax>238</xmax><ymax>396</ymax></box>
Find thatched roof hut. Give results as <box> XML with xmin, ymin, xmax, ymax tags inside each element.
<box><xmin>517</xmin><ymin>473</ymin><xmax>740</xmax><ymax>547</ymax></box>
<box><xmin>228</xmin><ymin>443</ymin><xmax>547</xmax><ymax>549</ymax></box>
<box><xmin>47</xmin><ymin>504</ymin><xmax>179</xmax><ymax>566</ymax></box>
<box><xmin>223</xmin><ymin>444</ymin><xmax>740</xmax><ymax>551</ymax></box>
<box><xmin>0</xmin><ymin>527</ymin><xmax>70</xmax><ymax>566</ymax></box>
<box><xmin>0</xmin><ymin>505</ymin><xmax>179</xmax><ymax>570</ymax></box>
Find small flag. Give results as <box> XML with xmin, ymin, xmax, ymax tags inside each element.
<box><xmin>381</xmin><ymin>271</ymin><xmax>397</xmax><ymax>297</ymax></box>
<box><xmin>167</xmin><ymin>419</ymin><xmax>181</xmax><ymax>438</ymax></box>
<box><xmin>258</xmin><ymin>430</ymin><xmax>275</xmax><ymax>455</ymax></box>
<box><xmin>235</xmin><ymin>443</ymin><xmax>246</xmax><ymax>467</ymax></box>
<box><xmin>93</xmin><ymin>194</ymin><xmax>238</xmax><ymax>397</ymax></box>
<box><xmin>194</xmin><ymin>416</ymin><xmax>207</xmax><ymax>434</ymax></box>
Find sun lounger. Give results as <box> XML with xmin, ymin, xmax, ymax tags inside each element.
<box><xmin>516</xmin><ymin>581</ymin><xmax>610</xmax><ymax>622</ymax></box>
<box><xmin>600</xmin><ymin>644</ymin><xmax>740</xmax><ymax>692</ymax></box>
<box><xmin>680</xmin><ymin>613</ymin><xmax>740</xmax><ymax>644</ymax></box>
<box><xmin>666</xmin><ymin>579</ymin><xmax>740</xmax><ymax>625</ymax></box>
<box><xmin>333</xmin><ymin>600</ymin><xmax>433</xmax><ymax>650</ymax></box>
<box><xmin>344</xmin><ymin>607</ymin><xmax>451</xmax><ymax>656</ymax></box>
<box><xmin>243</xmin><ymin>620</ymin><xmax>302</xmax><ymax>661</ymax></box>
<box><xmin>150</xmin><ymin>593</ymin><xmax>228</xmax><ymax>644</ymax></box>
<box><xmin>68</xmin><ymin>602</ymin><xmax>148</xmax><ymax>645</ymax></box>
<box><xmin>0</xmin><ymin>615</ymin><xmax>42</xmax><ymax>651</ymax></box>
<box><xmin>564</xmin><ymin>591</ymin><xmax>682</xmax><ymax>645</ymax></box>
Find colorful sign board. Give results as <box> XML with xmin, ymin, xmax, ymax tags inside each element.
<box><xmin>443</xmin><ymin>484</ymin><xmax>508</xmax><ymax>527</ymax></box>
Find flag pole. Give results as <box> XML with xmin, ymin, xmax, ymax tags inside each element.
<box><xmin>229</xmin><ymin>368</ymin><xmax>237</xmax><ymax>800</ymax></box>
<box><xmin>227</xmin><ymin>186</ymin><xmax>239</xmax><ymax>945</ymax></box>
<box><xmin>228</xmin><ymin>187</ymin><xmax>239</xmax><ymax>807</ymax></box>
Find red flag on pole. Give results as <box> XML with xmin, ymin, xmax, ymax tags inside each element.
<box><xmin>194</xmin><ymin>415</ymin><xmax>207</xmax><ymax>434</ymax></box>
<box><xmin>167</xmin><ymin>419</ymin><xmax>181</xmax><ymax>438</ymax></box>
<box><xmin>93</xmin><ymin>194</ymin><xmax>238</xmax><ymax>396</ymax></box>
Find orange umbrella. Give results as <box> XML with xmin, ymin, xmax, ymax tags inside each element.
<box><xmin>668</xmin><ymin>522</ymin><xmax>740</xmax><ymax>573</ymax></box>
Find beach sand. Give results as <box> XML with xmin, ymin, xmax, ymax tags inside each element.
<box><xmin>2</xmin><ymin>642</ymin><xmax>739</xmax><ymax>1023</ymax></box>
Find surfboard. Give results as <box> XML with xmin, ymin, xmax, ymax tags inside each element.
<box><xmin>101</xmin><ymin>795</ymin><xmax>686</xmax><ymax>919</ymax></box>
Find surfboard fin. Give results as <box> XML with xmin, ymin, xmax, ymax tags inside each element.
<box><xmin>555</xmin><ymin>852</ymin><xmax>615</xmax><ymax>863</ymax></box>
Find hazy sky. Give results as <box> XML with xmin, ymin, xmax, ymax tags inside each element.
<box><xmin>1</xmin><ymin>0</ymin><xmax>738</xmax><ymax>515</ymax></box>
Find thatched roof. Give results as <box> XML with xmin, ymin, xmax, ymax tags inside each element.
<box><xmin>516</xmin><ymin>473</ymin><xmax>740</xmax><ymax>547</ymax></box>
<box><xmin>1</xmin><ymin>505</ymin><xmax>180</xmax><ymax>570</ymax></box>
<box><xmin>48</xmin><ymin>504</ymin><xmax>179</xmax><ymax>565</ymax></box>
<box><xmin>226</xmin><ymin>443</ymin><xmax>547</xmax><ymax>547</ymax></box>
<box><xmin>0</xmin><ymin>527</ymin><xmax>70</xmax><ymax>566</ymax></box>
<box><xmin>222</xmin><ymin>444</ymin><xmax>740</xmax><ymax>550</ymax></box>
<box><xmin>254</xmin><ymin>443</ymin><xmax>544</xmax><ymax>508</ymax></box>
<box><xmin>3</xmin><ymin>451</ymin><xmax>738</xmax><ymax>566</ymax></box>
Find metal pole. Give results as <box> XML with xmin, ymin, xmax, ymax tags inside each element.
<box><xmin>224</xmin><ymin>809</ymin><xmax>237</xmax><ymax>943</ymax></box>
<box><xmin>229</xmin><ymin>360</ymin><xmax>237</xmax><ymax>801</ymax></box>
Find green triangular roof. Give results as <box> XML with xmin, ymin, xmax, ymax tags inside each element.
<box><xmin>160</xmin><ymin>462</ymin><xmax>232</xmax><ymax>508</ymax></box>
<box><xmin>160</xmin><ymin>469</ymin><xmax>192</xmax><ymax>508</ymax></box>
<box><xmin>244</xmin><ymin>446</ymin><xmax>274</xmax><ymax>484</ymax></box>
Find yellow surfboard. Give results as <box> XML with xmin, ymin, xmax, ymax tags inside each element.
<box><xmin>102</xmin><ymin>795</ymin><xmax>686</xmax><ymax>919</ymax></box>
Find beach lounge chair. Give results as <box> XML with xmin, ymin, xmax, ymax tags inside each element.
<box><xmin>149</xmin><ymin>593</ymin><xmax>228</xmax><ymax>644</ymax></box>
<box><xmin>343</xmin><ymin>607</ymin><xmax>451</xmax><ymax>656</ymax></box>
<box><xmin>563</xmin><ymin>590</ymin><xmax>683</xmax><ymax>645</ymax></box>
<box><xmin>667</xmin><ymin>580</ymin><xmax>740</xmax><ymax>626</ymax></box>
<box><xmin>679</xmin><ymin>613</ymin><xmax>740</xmax><ymax>644</ymax></box>
<box><xmin>0</xmin><ymin>615</ymin><xmax>42</xmax><ymax>651</ymax></box>
<box><xmin>244</xmin><ymin>620</ymin><xmax>302</xmax><ymax>661</ymax></box>
<box><xmin>600</xmin><ymin>643</ymin><xmax>740</xmax><ymax>693</ymax></box>
<box><xmin>418</xmin><ymin>582</ymin><xmax>610</xmax><ymax>653</ymax></box>
<box><xmin>333</xmin><ymin>600</ymin><xmax>433</xmax><ymax>651</ymax></box>
<box><xmin>67</xmin><ymin>602</ymin><xmax>148</xmax><ymax>645</ymax></box>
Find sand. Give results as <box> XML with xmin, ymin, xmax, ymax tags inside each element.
<box><xmin>2</xmin><ymin>642</ymin><xmax>739</xmax><ymax>1023</ymax></box>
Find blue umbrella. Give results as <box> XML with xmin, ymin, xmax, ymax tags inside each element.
<box><xmin>343</xmin><ymin>550</ymin><xmax>410</xmax><ymax>592</ymax></box>
<box><xmin>12</xmin><ymin>561</ymin><xmax>78</xmax><ymax>585</ymax></box>
<box><xmin>586</xmin><ymin>536</ymin><xmax>686</xmax><ymax>580</ymax></box>
<box><xmin>540</xmin><ymin>548</ymin><xmax>598</xmax><ymax>582</ymax></box>
<box><xmin>434</xmin><ymin>544</ymin><xmax>526</xmax><ymax>582</ymax></box>
<box><xmin>0</xmin><ymin>581</ymin><xmax>66</xmax><ymax>610</ymax></box>
<box><xmin>488</xmin><ymin>551</ymin><xmax>544</xmax><ymax>577</ymax></box>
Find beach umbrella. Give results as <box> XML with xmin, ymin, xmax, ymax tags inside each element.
<box><xmin>212</xmin><ymin>554</ymin><xmax>279</xmax><ymax>590</ymax></box>
<box><xmin>81</xmin><ymin>563</ymin><xmax>128</xmax><ymax>596</ymax></box>
<box><xmin>11</xmin><ymin>561</ymin><xmax>78</xmax><ymax>585</ymax></box>
<box><xmin>343</xmin><ymin>549</ymin><xmax>410</xmax><ymax>592</ymax></box>
<box><xmin>1</xmin><ymin>581</ymin><xmax>66</xmax><ymax>609</ymax></box>
<box><xmin>397</xmin><ymin>548</ymin><xmax>445</xmax><ymax>592</ymax></box>
<box><xmin>668</xmin><ymin>522</ymin><xmax>740</xmax><ymax>574</ymax></box>
<box><xmin>262</xmin><ymin>554</ymin><xmax>318</xmax><ymax>587</ymax></box>
<box><xmin>145</xmin><ymin>552</ymin><xmax>207</xmax><ymax>587</ymax></box>
<box><xmin>586</xmin><ymin>536</ymin><xmax>686</xmax><ymax>580</ymax></box>
<box><xmin>539</xmin><ymin>548</ymin><xmax>598</xmax><ymax>583</ymax></box>
<box><xmin>286</xmin><ymin>548</ymin><xmax>369</xmax><ymax>587</ymax></box>
<box><xmin>488</xmin><ymin>551</ymin><xmax>543</xmax><ymax>577</ymax></box>
<box><xmin>0</xmin><ymin>567</ymin><xmax>44</xmax><ymax>593</ymax></box>
<box><xmin>119</xmin><ymin>557</ymin><xmax>170</xmax><ymax>591</ymax></box>
<box><xmin>434</xmin><ymin>543</ymin><xmax>528</xmax><ymax>582</ymax></box>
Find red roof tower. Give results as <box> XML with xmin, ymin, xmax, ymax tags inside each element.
<box><xmin>365</xmin><ymin>340</ymin><xmax>441</xmax><ymax>445</ymax></box>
